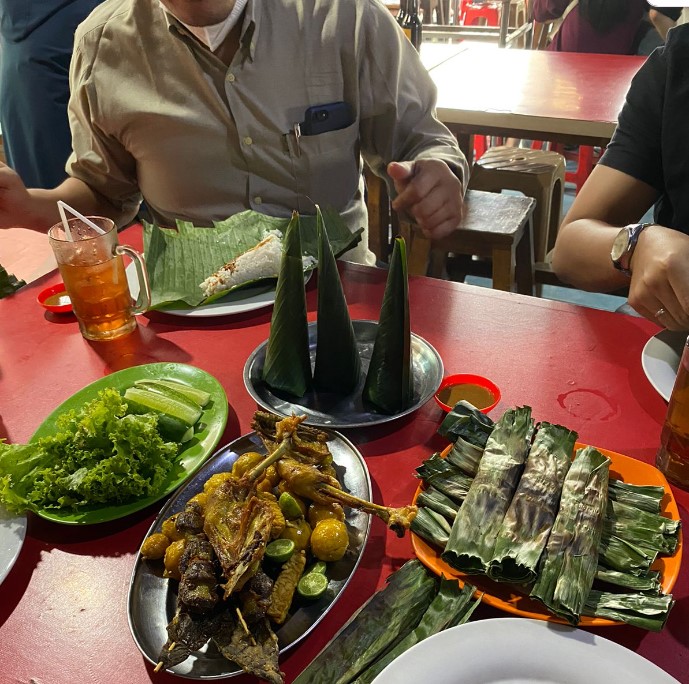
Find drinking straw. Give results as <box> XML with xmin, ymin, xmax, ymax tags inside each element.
<box><xmin>57</xmin><ymin>200</ymin><xmax>107</xmax><ymax>240</ymax></box>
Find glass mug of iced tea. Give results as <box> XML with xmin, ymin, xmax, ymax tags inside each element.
<box><xmin>48</xmin><ymin>216</ymin><xmax>151</xmax><ymax>341</ymax></box>
<box><xmin>657</xmin><ymin>334</ymin><xmax>689</xmax><ymax>489</ymax></box>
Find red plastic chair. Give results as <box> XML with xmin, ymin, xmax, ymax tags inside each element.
<box><xmin>461</xmin><ymin>1</ymin><xmax>500</xmax><ymax>25</ymax></box>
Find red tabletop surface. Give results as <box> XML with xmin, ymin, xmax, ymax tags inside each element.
<box><xmin>0</xmin><ymin>224</ymin><xmax>687</xmax><ymax>683</ymax></box>
<box><xmin>431</xmin><ymin>44</ymin><xmax>645</xmax><ymax>146</ymax></box>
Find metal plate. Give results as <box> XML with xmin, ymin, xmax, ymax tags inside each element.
<box><xmin>243</xmin><ymin>320</ymin><xmax>444</xmax><ymax>428</ymax></box>
<box><xmin>127</xmin><ymin>430</ymin><xmax>371</xmax><ymax>679</ymax></box>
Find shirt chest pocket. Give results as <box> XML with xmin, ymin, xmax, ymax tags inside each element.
<box><xmin>289</xmin><ymin>120</ymin><xmax>361</xmax><ymax>213</ymax></box>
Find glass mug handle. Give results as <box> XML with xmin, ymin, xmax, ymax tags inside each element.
<box><xmin>115</xmin><ymin>244</ymin><xmax>151</xmax><ymax>314</ymax></box>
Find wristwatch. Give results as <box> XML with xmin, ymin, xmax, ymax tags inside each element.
<box><xmin>611</xmin><ymin>222</ymin><xmax>653</xmax><ymax>276</ymax></box>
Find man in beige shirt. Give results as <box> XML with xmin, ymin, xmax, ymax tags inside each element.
<box><xmin>0</xmin><ymin>0</ymin><xmax>468</xmax><ymax>264</ymax></box>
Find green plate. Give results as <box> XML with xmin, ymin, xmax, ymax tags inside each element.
<box><xmin>29</xmin><ymin>362</ymin><xmax>229</xmax><ymax>525</ymax></box>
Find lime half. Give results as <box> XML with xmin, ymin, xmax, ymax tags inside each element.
<box><xmin>279</xmin><ymin>492</ymin><xmax>306</xmax><ymax>519</ymax></box>
<box><xmin>265</xmin><ymin>538</ymin><xmax>296</xmax><ymax>564</ymax></box>
<box><xmin>297</xmin><ymin>571</ymin><xmax>329</xmax><ymax>600</ymax></box>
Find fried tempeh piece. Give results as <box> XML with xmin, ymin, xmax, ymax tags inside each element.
<box><xmin>267</xmin><ymin>550</ymin><xmax>307</xmax><ymax>625</ymax></box>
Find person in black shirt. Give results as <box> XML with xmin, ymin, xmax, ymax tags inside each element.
<box><xmin>552</xmin><ymin>23</ymin><xmax>689</xmax><ymax>331</ymax></box>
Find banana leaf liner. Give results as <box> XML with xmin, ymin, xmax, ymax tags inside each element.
<box><xmin>262</xmin><ymin>212</ymin><xmax>312</xmax><ymax>398</ymax></box>
<box><xmin>441</xmin><ymin>406</ymin><xmax>534</xmax><ymax>575</ymax></box>
<box><xmin>313</xmin><ymin>205</ymin><xmax>361</xmax><ymax>394</ymax></box>
<box><xmin>488</xmin><ymin>422</ymin><xmax>577</xmax><ymax>584</ymax></box>
<box><xmin>362</xmin><ymin>237</ymin><xmax>413</xmax><ymax>414</ymax></box>
<box><xmin>530</xmin><ymin>445</ymin><xmax>610</xmax><ymax>625</ymax></box>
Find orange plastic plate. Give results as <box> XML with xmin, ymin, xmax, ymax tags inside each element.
<box><xmin>412</xmin><ymin>442</ymin><xmax>682</xmax><ymax>627</ymax></box>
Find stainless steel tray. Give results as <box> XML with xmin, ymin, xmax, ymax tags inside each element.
<box><xmin>127</xmin><ymin>430</ymin><xmax>371</xmax><ymax>679</ymax></box>
<box><xmin>243</xmin><ymin>319</ymin><xmax>444</xmax><ymax>428</ymax></box>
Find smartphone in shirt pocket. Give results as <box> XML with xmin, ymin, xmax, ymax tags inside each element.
<box><xmin>300</xmin><ymin>102</ymin><xmax>354</xmax><ymax>136</ymax></box>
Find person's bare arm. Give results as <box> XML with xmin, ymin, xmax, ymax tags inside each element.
<box><xmin>551</xmin><ymin>164</ymin><xmax>658</xmax><ymax>291</ymax></box>
<box><xmin>649</xmin><ymin>9</ymin><xmax>677</xmax><ymax>42</ymax></box>
<box><xmin>552</xmin><ymin>164</ymin><xmax>689</xmax><ymax>329</ymax></box>
<box><xmin>0</xmin><ymin>163</ymin><xmax>137</xmax><ymax>232</ymax></box>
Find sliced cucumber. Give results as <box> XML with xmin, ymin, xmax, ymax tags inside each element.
<box><xmin>124</xmin><ymin>397</ymin><xmax>195</xmax><ymax>443</ymax></box>
<box><xmin>124</xmin><ymin>386</ymin><xmax>202</xmax><ymax>427</ymax></box>
<box><xmin>134</xmin><ymin>378</ymin><xmax>211</xmax><ymax>407</ymax></box>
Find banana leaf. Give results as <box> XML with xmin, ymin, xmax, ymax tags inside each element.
<box><xmin>604</xmin><ymin>499</ymin><xmax>680</xmax><ymax>555</ymax></box>
<box><xmin>599</xmin><ymin>533</ymin><xmax>658</xmax><ymax>576</ymax></box>
<box><xmin>608</xmin><ymin>479</ymin><xmax>664</xmax><ymax>514</ymax></box>
<box><xmin>142</xmin><ymin>207</ymin><xmax>362</xmax><ymax>309</ymax></box>
<box><xmin>362</xmin><ymin>237</ymin><xmax>413</xmax><ymax>414</ymax></box>
<box><xmin>351</xmin><ymin>578</ymin><xmax>480</xmax><ymax>684</ymax></box>
<box><xmin>438</xmin><ymin>400</ymin><xmax>495</xmax><ymax>450</ymax></box>
<box><xmin>261</xmin><ymin>212</ymin><xmax>312</xmax><ymax>398</ymax></box>
<box><xmin>416</xmin><ymin>486</ymin><xmax>459</xmax><ymax>521</ymax></box>
<box><xmin>583</xmin><ymin>589</ymin><xmax>674</xmax><ymax>631</ymax></box>
<box><xmin>530</xmin><ymin>446</ymin><xmax>610</xmax><ymax>625</ymax></box>
<box><xmin>595</xmin><ymin>567</ymin><xmax>662</xmax><ymax>594</ymax></box>
<box><xmin>441</xmin><ymin>407</ymin><xmax>534</xmax><ymax>575</ymax></box>
<box><xmin>488</xmin><ymin>422</ymin><xmax>577</xmax><ymax>584</ymax></box>
<box><xmin>415</xmin><ymin>453</ymin><xmax>474</xmax><ymax>503</ymax></box>
<box><xmin>410</xmin><ymin>506</ymin><xmax>452</xmax><ymax>548</ymax></box>
<box><xmin>292</xmin><ymin>560</ymin><xmax>437</xmax><ymax>684</ymax></box>
<box><xmin>0</xmin><ymin>264</ymin><xmax>25</xmax><ymax>298</ymax></box>
<box><xmin>313</xmin><ymin>205</ymin><xmax>361</xmax><ymax>394</ymax></box>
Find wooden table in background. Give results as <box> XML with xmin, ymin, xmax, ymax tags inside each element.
<box><xmin>0</xmin><ymin>224</ymin><xmax>686</xmax><ymax>683</ymax></box>
<box><xmin>429</xmin><ymin>44</ymin><xmax>645</xmax><ymax>157</ymax></box>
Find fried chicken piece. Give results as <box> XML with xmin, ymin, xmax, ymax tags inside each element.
<box><xmin>252</xmin><ymin>410</ymin><xmax>331</xmax><ymax>463</ymax></box>
<box><xmin>276</xmin><ymin>458</ymin><xmax>418</xmax><ymax>537</ymax></box>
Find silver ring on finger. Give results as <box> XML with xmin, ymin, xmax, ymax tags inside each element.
<box><xmin>655</xmin><ymin>307</ymin><xmax>667</xmax><ymax>320</ymax></box>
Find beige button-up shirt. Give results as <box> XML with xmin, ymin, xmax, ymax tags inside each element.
<box><xmin>68</xmin><ymin>0</ymin><xmax>468</xmax><ymax>265</ymax></box>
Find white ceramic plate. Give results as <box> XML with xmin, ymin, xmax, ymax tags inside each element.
<box><xmin>127</xmin><ymin>261</ymin><xmax>311</xmax><ymax>318</ymax></box>
<box><xmin>0</xmin><ymin>507</ymin><xmax>27</xmax><ymax>585</ymax></box>
<box><xmin>641</xmin><ymin>330</ymin><xmax>686</xmax><ymax>401</ymax></box>
<box><xmin>371</xmin><ymin>618</ymin><xmax>679</xmax><ymax>684</ymax></box>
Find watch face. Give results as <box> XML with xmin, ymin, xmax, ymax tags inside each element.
<box><xmin>611</xmin><ymin>227</ymin><xmax>631</xmax><ymax>263</ymax></box>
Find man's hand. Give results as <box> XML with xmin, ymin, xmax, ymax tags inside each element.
<box><xmin>387</xmin><ymin>159</ymin><xmax>464</xmax><ymax>240</ymax></box>
<box><xmin>0</xmin><ymin>163</ymin><xmax>35</xmax><ymax>229</ymax></box>
<box><xmin>627</xmin><ymin>224</ymin><xmax>689</xmax><ymax>330</ymax></box>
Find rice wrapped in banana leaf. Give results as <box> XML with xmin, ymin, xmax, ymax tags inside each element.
<box><xmin>583</xmin><ymin>589</ymin><xmax>674</xmax><ymax>631</ymax></box>
<box><xmin>488</xmin><ymin>422</ymin><xmax>577</xmax><ymax>584</ymax></box>
<box><xmin>313</xmin><ymin>205</ymin><xmax>361</xmax><ymax>394</ymax></box>
<box><xmin>441</xmin><ymin>406</ymin><xmax>534</xmax><ymax>574</ymax></box>
<box><xmin>530</xmin><ymin>446</ymin><xmax>610</xmax><ymax>625</ymax></box>
<box><xmin>362</xmin><ymin>237</ymin><xmax>413</xmax><ymax>414</ymax></box>
<box><xmin>262</xmin><ymin>212</ymin><xmax>313</xmax><ymax>398</ymax></box>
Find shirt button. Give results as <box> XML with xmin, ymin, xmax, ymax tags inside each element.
<box><xmin>243</xmin><ymin>136</ymin><xmax>253</xmax><ymax>146</ymax></box>
<box><xmin>226</xmin><ymin>73</ymin><xmax>236</xmax><ymax>83</ymax></box>
<box><xmin>254</xmin><ymin>196</ymin><xmax>262</xmax><ymax>205</ymax></box>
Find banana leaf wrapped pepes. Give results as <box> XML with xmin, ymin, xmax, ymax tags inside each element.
<box><xmin>362</xmin><ymin>237</ymin><xmax>413</xmax><ymax>414</ymax></box>
<box><xmin>488</xmin><ymin>422</ymin><xmax>577</xmax><ymax>584</ymax></box>
<box><xmin>416</xmin><ymin>486</ymin><xmax>459</xmax><ymax>521</ymax></box>
<box><xmin>598</xmin><ymin>533</ymin><xmax>657</xmax><ymax>576</ymax></box>
<box><xmin>530</xmin><ymin>446</ymin><xmax>610</xmax><ymax>625</ymax></box>
<box><xmin>605</xmin><ymin>499</ymin><xmax>680</xmax><ymax>555</ymax></box>
<box><xmin>583</xmin><ymin>589</ymin><xmax>674</xmax><ymax>631</ymax></box>
<box><xmin>351</xmin><ymin>578</ymin><xmax>481</xmax><ymax>684</ymax></box>
<box><xmin>262</xmin><ymin>212</ymin><xmax>313</xmax><ymax>398</ymax></box>
<box><xmin>441</xmin><ymin>406</ymin><xmax>535</xmax><ymax>575</ymax></box>
<box><xmin>313</xmin><ymin>205</ymin><xmax>361</xmax><ymax>394</ymax></box>
<box><xmin>410</xmin><ymin>506</ymin><xmax>453</xmax><ymax>547</ymax></box>
<box><xmin>607</xmin><ymin>479</ymin><xmax>664</xmax><ymax>514</ymax></box>
<box><xmin>595</xmin><ymin>567</ymin><xmax>662</xmax><ymax>594</ymax></box>
<box><xmin>292</xmin><ymin>559</ymin><xmax>437</xmax><ymax>684</ymax></box>
<box><xmin>415</xmin><ymin>452</ymin><xmax>474</xmax><ymax>503</ymax></box>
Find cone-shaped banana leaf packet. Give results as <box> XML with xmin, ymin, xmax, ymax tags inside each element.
<box><xmin>0</xmin><ymin>264</ymin><xmax>25</xmax><ymax>298</ymax></box>
<box><xmin>441</xmin><ymin>406</ymin><xmax>534</xmax><ymax>575</ymax></box>
<box><xmin>530</xmin><ymin>445</ymin><xmax>610</xmax><ymax>625</ymax></box>
<box><xmin>292</xmin><ymin>560</ymin><xmax>437</xmax><ymax>684</ymax></box>
<box><xmin>488</xmin><ymin>422</ymin><xmax>577</xmax><ymax>585</ymax></box>
<box><xmin>362</xmin><ymin>237</ymin><xmax>413</xmax><ymax>414</ymax></box>
<box><xmin>142</xmin><ymin>207</ymin><xmax>362</xmax><ymax>309</ymax></box>
<box><xmin>262</xmin><ymin>212</ymin><xmax>312</xmax><ymax>398</ymax></box>
<box><xmin>313</xmin><ymin>205</ymin><xmax>361</xmax><ymax>394</ymax></box>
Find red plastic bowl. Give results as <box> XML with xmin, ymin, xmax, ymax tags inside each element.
<box><xmin>37</xmin><ymin>283</ymin><xmax>73</xmax><ymax>314</ymax></box>
<box><xmin>434</xmin><ymin>373</ymin><xmax>501</xmax><ymax>414</ymax></box>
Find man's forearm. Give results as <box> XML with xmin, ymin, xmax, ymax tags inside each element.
<box><xmin>25</xmin><ymin>177</ymin><xmax>135</xmax><ymax>232</ymax></box>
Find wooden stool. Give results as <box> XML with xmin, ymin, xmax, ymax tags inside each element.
<box><xmin>468</xmin><ymin>146</ymin><xmax>565</xmax><ymax>264</ymax></box>
<box><xmin>400</xmin><ymin>189</ymin><xmax>536</xmax><ymax>295</ymax></box>
<box><xmin>364</xmin><ymin>166</ymin><xmax>393</xmax><ymax>264</ymax></box>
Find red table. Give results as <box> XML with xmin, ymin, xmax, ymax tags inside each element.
<box><xmin>0</xmin><ymin>224</ymin><xmax>686</xmax><ymax>683</ymax></box>
<box><xmin>429</xmin><ymin>44</ymin><xmax>645</xmax><ymax>151</ymax></box>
